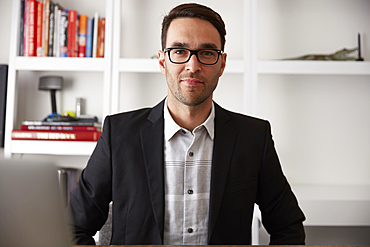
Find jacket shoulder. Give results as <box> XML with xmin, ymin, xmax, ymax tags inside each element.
<box><xmin>215</xmin><ymin>103</ymin><xmax>270</xmax><ymax>130</ymax></box>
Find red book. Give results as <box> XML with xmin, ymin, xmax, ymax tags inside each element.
<box><xmin>95</xmin><ymin>18</ymin><xmax>101</xmax><ymax>57</ymax></box>
<box><xmin>97</xmin><ymin>18</ymin><xmax>105</xmax><ymax>58</ymax></box>
<box><xmin>67</xmin><ymin>10</ymin><xmax>77</xmax><ymax>57</ymax></box>
<box><xmin>36</xmin><ymin>0</ymin><xmax>43</xmax><ymax>57</ymax></box>
<box><xmin>21</xmin><ymin>125</ymin><xmax>101</xmax><ymax>132</ymax></box>
<box><xmin>27</xmin><ymin>0</ymin><xmax>37</xmax><ymax>56</ymax></box>
<box><xmin>78</xmin><ymin>15</ymin><xmax>87</xmax><ymax>57</ymax></box>
<box><xmin>12</xmin><ymin>129</ymin><xmax>102</xmax><ymax>142</ymax></box>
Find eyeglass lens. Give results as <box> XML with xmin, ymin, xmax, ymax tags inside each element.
<box><xmin>169</xmin><ymin>49</ymin><xmax>220</xmax><ymax>64</ymax></box>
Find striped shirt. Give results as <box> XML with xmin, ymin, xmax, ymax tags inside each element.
<box><xmin>163</xmin><ymin>101</ymin><xmax>215</xmax><ymax>245</ymax></box>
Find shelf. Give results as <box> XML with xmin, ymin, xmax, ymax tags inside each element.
<box><xmin>118</xmin><ymin>58</ymin><xmax>245</xmax><ymax>73</ymax></box>
<box><xmin>291</xmin><ymin>184</ymin><xmax>370</xmax><ymax>226</ymax></box>
<box><xmin>10</xmin><ymin>140</ymin><xmax>97</xmax><ymax>156</ymax></box>
<box><xmin>14</xmin><ymin>57</ymin><xmax>108</xmax><ymax>72</ymax></box>
<box><xmin>258</xmin><ymin>60</ymin><xmax>370</xmax><ymax>75</ymax></box>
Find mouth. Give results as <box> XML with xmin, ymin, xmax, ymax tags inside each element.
<box><xmin>181</xmin><ymin>78</ymin><xmax>203</xmax><ymax>86</ymax></box>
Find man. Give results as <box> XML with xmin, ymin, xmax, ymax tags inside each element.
<box><xmin>68</xmin><ymin>3</ymin><xmax>305</xmax><ymax>245</ymax></box>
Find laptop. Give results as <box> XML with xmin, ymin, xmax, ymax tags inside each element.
<box><xmin>0</xmin><ymin>158</ymin><xmax>72</xmax><ymax>247</ymax></box>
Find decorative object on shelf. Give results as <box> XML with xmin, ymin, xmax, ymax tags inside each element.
<box><xmin>75</xmin><ymin>97</ymin><xmax>84</xmax><ymax>118</ymax></box>
<box><xmin>356</xmin><ymin>33</ymin><xmax>364</xmax><ymax>61</ymax></box>
<box><xmin>282</xmin><ymin>33</ymin><xmax>365</xmax><ymax>61</ymax></box>
<box><xmin>282</xmin><ymin>47</ymin><xmax>359</xmax><ymax>61</ymax></box>
<box><xmin>39</xmin><ymin>75</ymin><xmax>64</xmax><ymax>120</ymax></box>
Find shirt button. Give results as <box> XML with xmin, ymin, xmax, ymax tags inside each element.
<box><xmin>182</xmin><ymin>130</ymin><xmax>186</xmax><ymax>134</ymax></box>
<box><xmin>189</xmin><ymin>152</ymin><xmax>194</xmax><ymax>157</ymax></box>
<box><xmin>188</xmin><ymin>228</ymin><xmax>193</xmax><ymax>233</ymax></box>
<box><xmin>188</xmin><ymin>189</ymin><xmax>193</xmax><ymax>194</ymax></box>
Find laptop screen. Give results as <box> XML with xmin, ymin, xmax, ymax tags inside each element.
<box><xmin>0</xmin><ymin>158</ymin><xmax>72</xmax><ymax>247</ymax></box>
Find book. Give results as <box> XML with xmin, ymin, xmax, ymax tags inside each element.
<box><xmin>95</xmin><ymin>18</ymin><xmax>101</xmax><ymax>57</ymax></box>
<box><xmin>67</xmin><ymin>9</ymin><xmax>77</xmax><ymax>57</ymax></box>
<box><xmin>53</xmin><ymin>4</ymin><xmax>60</xmax><ymax>57</ymax></box>
<box><xmin>42</xmin><ymin>0</ymin><xmax>50</xmax><ymax>56</ymax></box>
<box><xmin>48</xmin><ymin>1</ymin><xmax>54</xmax><ymax>56</ymax></box>
<box><xmin>92</xmin><ymin>12</ymin><xmax>99</xmax><ymax>58</ymax></box>
<box><xmin>36</xmin><ymin>0</ymin><xmax>43</xmax><ymax>57</ymax></box>
<box><xmin>21</xmin><ymin>124</ymin><xmax>101</xmax><ymax>132</ymax></box>
<box><xmin>27</xmin><ymin>0</ymin><xmax>37</xmax><ymax>57</ymax></box>
<box><xmin>97</xmin><ymin>18</ymin><xmax>105</xmax><ymax>58</ymax></box>
<box><xmin>78</xmin><ymin>15</ymin><xmax>87</xmax><ymax>57</ymax></box>
<box><xmin>85</xmin><ymin>17</ymin><xmax>93</xmax><ymax>57</ymax></box>
<box><xmin>19</xmin><ymin>0</ymin><xmax>25</xmax><ymax>56</ymax></box>
<box><xmin>12</xmin><ymin>129</ymin><xmax>102</xmax><ymax>142</ymax></box>
<box><xmin>0</xmin><ymin>65</ymin><xmax>8</xmax><ymax>147</ymax></box>
<box><xmin>23</xmin><ymin>0</ymin><xmax>28</xmax><ymax>56</ymax></box>
<box><xmin>22</xmin><ymin>119</ymin><xmax>100</xmax><ymax>127</ymax></box>
<box><xmin>59</xmin><ymin>9</ymin><xmax>68</xmax><ymax>57</ymax></box>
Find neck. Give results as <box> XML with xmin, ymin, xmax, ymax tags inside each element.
<box><xmin>166</xmin><ymin>97</ymin><xmax>212</xmax><ymax>132</ymax></box>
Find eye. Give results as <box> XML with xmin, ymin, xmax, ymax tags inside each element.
<box><xmin>173</xmin><ymin>49</ymin><xmax>188</xmax><ymax>55</ymax></box>
<box><xmin>200</xmin><ymin>50</ymin><xmax>216</xmax><ymax>56</ymax></box>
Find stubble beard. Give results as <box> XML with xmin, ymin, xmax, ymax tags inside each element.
<box><xmin>166</xmin><ymin>69</ymin><xmax>220</xmax><ymax>107</ymax></box>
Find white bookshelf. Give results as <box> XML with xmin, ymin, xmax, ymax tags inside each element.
<box><xmin>4</xmin><ymin>0</ymin><xmax>113</xmax><ymax>158</ymax></box>
<box><xmin>14</xmin><ymin>57</ymin><xmax>107</xmax><ymax>71</ymax></box>
<box><xmin>10</xmin><ymin>140</ymin><xmax>97</xmax><ymax>156</ymax></box>
<box><xmin>258</xmin><ymin>60</ymin><xmax>370</xmax><ymax>75</ymax></box>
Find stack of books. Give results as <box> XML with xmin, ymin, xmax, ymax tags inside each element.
<box><xmin>19</xmin><ymin>0</ymin><xmax>105</xmax><ymax>58</ymax></box>
<box><xmin>12</xmin><ymin>119</ymin><xmax>102</xmax><ymax>142</ymax></box>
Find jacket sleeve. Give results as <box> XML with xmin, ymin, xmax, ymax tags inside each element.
<box><xmin>256</xmin><ymin>121</ymin><xmax>306</xmax><ymax>245</ymax></box>
<box><xmin>67</xmin><ymin>116</ymin><xmax>113</xmax><ymax>245</ymax></box>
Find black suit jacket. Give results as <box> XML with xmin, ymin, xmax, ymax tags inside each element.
<box><xmin>68</xmin><ymin>100</ymin><xmax>305</xmax><ymax>245</ymax></box>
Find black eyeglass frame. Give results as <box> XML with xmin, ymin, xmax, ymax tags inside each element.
<box><xmin>163</xmin><ymin>48</ymin><xmax>224</xmax><ymax>65</ymax></box>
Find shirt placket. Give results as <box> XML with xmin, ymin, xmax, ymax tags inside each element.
<box><xmin>183</xmin><ymin>128</ymin><xmax>201</xmax><ymax>244</ymax></box>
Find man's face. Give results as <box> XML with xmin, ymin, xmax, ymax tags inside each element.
<box><xmin>159</xmin><ymin>17</ymin><xmax>227</xmax><ymax>107</ymax></box>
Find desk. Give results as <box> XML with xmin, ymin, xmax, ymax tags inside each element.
<box><xmin>76</xmin><ymin>245</ymin><xmax>366</xmax><ymax>247</ymax></box>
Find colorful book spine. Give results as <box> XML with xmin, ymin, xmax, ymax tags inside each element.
<box><xmin>92</xmin><ymin>12</ymin><xmax>99</xmax><ymax>58</ymax></box>
<box><xmin>19</xmin><ymin>0</ymin><xmax>25</xmax><ymax>56</ymax></box>
<box><xmin>12</xmin><ymin>129</ymin><xmax>102</xmax><ymax>141</ymax></box>
<box><xmin>59</xmin><ymin>9</ymin><xmax>68</xmax><ymax>57</ymax></box>
<box><xmin>36</xmin><ymin>0</ymin><xmax>43</xmax><ymax>57</ymax></box>
<box><xmin>85</xmin><ymin>17</ymin><xmax>93</xmax><ymax>57</ymax></box>
<box><xmin>21</xmin><ymin>125</ymin><xmax>100</xmax><ymax>132</ymax></box>
<box><xmin>97</xmin><ymin>18</ymin><xmax>105</xmax><ymax>58</ymax></box>
<box><xmin>23</xmin><ymin>0</ymin><xmax>28</xmax><ymax>56</ymax></box>
<box><xmin>42</xmin><ymin>0</ymin><xmax>50</xmax><ymax>56</ymax></box>
<box><xmin>53</xmin><ymin>4</ymin><xmax>60</xmax><ymax>57</ymax></box>
<box><xmin>48</xmin><ymin>1</ymin><xmax>54</xmax><ymax>56</ymax></box>
<box><xmin>67</xmin><ymin>10</ymin><xmax>77</xmax><ymax>57</ymax></box>
<box><xmin>78</xmin><ymin>15</ymin><xmax>87</xmax><ymax>57</ymax></box>
<box><xmin>95</xmin><ymin>18</ymin><xmax>101</xmax><ymax>57</ymax></box>
<box><xmin>27</xmin><ymin>0</ymin><xmax>37</xmax><ymax>57</ymax></box>
<box><xmin>22</xmin><ymin>119</ymin><xmax>99</xmax><ymax>126</ymax></box>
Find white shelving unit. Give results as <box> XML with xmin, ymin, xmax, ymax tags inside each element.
<box><xmin>258</xmin><ymin>60</ymin><xmax>370</xmax><ymax>75</ymax></box>
<box><xmin>4</xmin><ymin>0</ymin><xmax>113</xmax><ymax>158</ymax></box>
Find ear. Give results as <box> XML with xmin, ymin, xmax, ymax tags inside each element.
<box><xmin>219</xmin><ymin>53</ymin><xmax>227</xmax><ymax>77</ymax></box>
<box><xmin>158</xmin><ymin>50</ymin><xmax>166</xmax><ymax>75</ymax></box>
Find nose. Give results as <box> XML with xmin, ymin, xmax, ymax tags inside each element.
<box><xmin>185</xmin><ymin>53</ymin><xmax>201</xmax><ymax>72</ymax></box>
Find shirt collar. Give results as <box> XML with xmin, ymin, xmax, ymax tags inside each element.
<box><xmin>164</xmin><ymin>99</ymin><xmax>215</xmax><ymax>141</ymax></box>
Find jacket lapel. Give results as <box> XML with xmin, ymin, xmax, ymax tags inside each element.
<box><xmin>208</xmin><ymin>103</ymin><xmax>237</xmax><ymax>242</ymax></box>
<box><xmin>140</xmin><ymin>100</ymin><xmax>165</xmax><ymax>243</ymax></box>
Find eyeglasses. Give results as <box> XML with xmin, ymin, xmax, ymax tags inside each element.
<box><xmin>163</xmin><ymin>48</ymin><xmax>224</xmax><ymax>65</ymax></box>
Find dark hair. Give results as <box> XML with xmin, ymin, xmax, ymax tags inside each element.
<box><xmin>161</xmin><ymin>3</ymin><xmax>226</xmax><ymax>51</ymax></box>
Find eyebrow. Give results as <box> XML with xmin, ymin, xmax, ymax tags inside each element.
<box><xmin>169</xmin><ymin>42</ymin><xmax>219</xmax><ymax>49</ymax></box>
